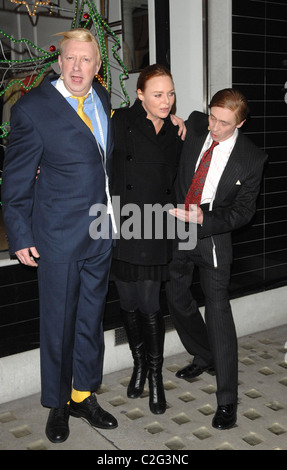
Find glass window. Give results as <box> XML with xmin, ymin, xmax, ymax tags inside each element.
<box><xmin>122</xmin><ymin>0</ymin><xmax>149</xmax><ymax>72</ymax></box>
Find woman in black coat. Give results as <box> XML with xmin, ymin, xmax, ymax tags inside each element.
<box><xmin>111</xmin><ymin>64</ymin><xmax>183</xmax><ymax>414</ymax></box>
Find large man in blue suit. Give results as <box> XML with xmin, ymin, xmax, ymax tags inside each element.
<box><xmin>2</xmin><ymin>28</ymin><xmax>118</xmax><ymax>443</ymax></box>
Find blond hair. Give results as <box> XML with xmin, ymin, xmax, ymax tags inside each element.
<box><xmin>56</xmin><ymin>28</ymin><xmax>101</xmax><ymax>64</ymax></box>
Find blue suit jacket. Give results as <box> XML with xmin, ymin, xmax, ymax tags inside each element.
<box><xmin>2</xmin><ymin>75</ymin><xmax>114</xmax><ymax>262</ymax></box>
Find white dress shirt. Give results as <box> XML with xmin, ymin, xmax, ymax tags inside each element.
<box><xmin>197</xmin><ymin>129</ymin><xmax>238</xmax><ymax>206</ymax></box>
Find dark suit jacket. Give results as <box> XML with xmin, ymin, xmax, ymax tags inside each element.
<box><xmin>2</xmin><ymin>75</ymin><xmax>114</xmax><ymax>263</ymax></box>
<box><xmin>174</xmin><ymin>111</ymin><xmax>268</xmax><ymax>266</ymax></box>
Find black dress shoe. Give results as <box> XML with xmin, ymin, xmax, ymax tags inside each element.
<box><xmin>176</xmin><ymin>363</ymin><xmax>214</xmax><ymax>379</ymax></box>
<box><xmin>70</xmin><ymin>393</ymin><xmax>118</xmax><ymax>429</ymax></box>
<box><xmin>212</xmin><ymin>404</ymin><xmax>237</xmax><ymax>430</ymax></box>
<box><xmin>45</xmin><ymin>404</ymin><xmax>70</xmax><ymax>443</ymax></box>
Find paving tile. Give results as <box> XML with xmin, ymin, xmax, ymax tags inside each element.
<box><xmin>0</xmin><ymin>324</ymin><xmax>287</xmax><ymax>450</ymax></box>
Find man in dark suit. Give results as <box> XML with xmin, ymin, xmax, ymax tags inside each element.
<box><xmin>166</xmin><ymin>88</ymin><xmax>267</xmax><ymax>430</ymax></box>
<box><xmin>2</xmin><ymin>28</ymin><xmax>118</xmax><ymax>443</ymax></box>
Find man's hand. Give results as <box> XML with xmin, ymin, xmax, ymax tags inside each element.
<box><xmin>170</xmin><ymin>114</ymin><xmax>187</xmax><ymax>141</ymax></box>
<box><xmin>15</xmin><ymin>247</ymin><xmax>40</xmax><ymax>267</ymax></box>
<box><xmin>169</xmin><ymin>205</ymin><xmax>204</xmax><ymax>225</ymax></box>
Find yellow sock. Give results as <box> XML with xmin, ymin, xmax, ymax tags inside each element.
<box><xmin>71</xmin><ymin>388</ymin><xmax>91</xmax><ymax>403</ymax></box>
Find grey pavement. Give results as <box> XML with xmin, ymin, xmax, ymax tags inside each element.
<box><xmin>1</xmin><ymin>324</ymin><xmax>287</xmax><ymax>451</ymax></box>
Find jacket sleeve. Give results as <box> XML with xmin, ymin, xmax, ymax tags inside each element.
<box><xmin>1</xmin><ymin>103</ymin><xmax>43</xmax><ymax>254</ymax></box>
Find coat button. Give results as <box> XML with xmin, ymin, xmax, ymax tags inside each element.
<box><xmin>127</xmin><ymin>184</ymin><xmax>133</xmax><ymax>190</ymax></box>
<box><xmin>166</xmin><ymin>188</ymin><xmax>171</xmax><ymax>194</ymax></box>
<box><xmin>127</xmin><ymin>155</ymin><xmax>132</xmax><ymax>161</ymax></box>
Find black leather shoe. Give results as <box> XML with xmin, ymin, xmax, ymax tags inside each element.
<box><xmin>176</xmin><ymin>363</ymin><xmax>214</xmax><ymax>379</ymax></box>
<box><xmin>45</xmin><ymin>404</ymin><xmax>70</xmax><ymax>443</ymax></box>
<box><xmin>70</xmin><ymin>393</ymin><xmax>118</xmax><ymax>429</ymax></box>
<box><xmin>212</xmin><ymin>404</ymin><xmax>237</xmax><ymax>430</ymax></box>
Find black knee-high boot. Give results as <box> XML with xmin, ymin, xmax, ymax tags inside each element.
<box><xmin>141</xmin><ymin>310</ymin><xmax>166</xmax><ymax>414</ymax></box>
<box><xmin>121</xmin><ymin>309</ymin><xmax>148</xmax><ymax>398</ymax></box>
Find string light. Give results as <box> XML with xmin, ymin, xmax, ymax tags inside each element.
<box><xmin>9</xmin><ymin>0</ymin><xmax>51</xmax><ymax>17</ymax></box>
<box><xmin>0</xmin><ymin>0</ymin><xmax>130</xmax><ymax>145</ymax></box>
<box><xmin>95</xmin><ymin>73</ymin><xmax>108</xmax><ymax>91</ymax></box>
<box><xmin>0</xmin><ymin>29</ymin><xmax>58</xmax><ymax>77</ymax></box>
<box><xmin>73</xmin><ymin>0</ymin><xmax>129</xmax><ymax>106</ymax></box>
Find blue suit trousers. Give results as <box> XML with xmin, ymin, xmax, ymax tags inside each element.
<box><xmin>37</xmin><ymin>248</ymin><xmax>112</xmax><ymax>408</ymax></box>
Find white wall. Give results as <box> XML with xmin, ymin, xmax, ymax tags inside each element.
<box><xmin>169</xmin><ymin>0</ymin><xmax>204</xmax><ymax>119</ymax></box>
<box><xmin>208</xmin><ymin>0</ymin><xmax>232</xmax><ymax>100</ymax></box>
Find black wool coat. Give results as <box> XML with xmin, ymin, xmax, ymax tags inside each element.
<box><xmin>112</xmin><ymin>99</ymin><xmax>183</xmax><ymax>266</ymax></box>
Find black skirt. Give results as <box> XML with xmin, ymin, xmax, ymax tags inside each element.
<box><xmin>111</xmin><ymin>259</ymin><xmax>169</xmax><ymax>282</ymax></box>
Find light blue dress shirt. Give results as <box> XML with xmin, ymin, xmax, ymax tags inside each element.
<box><xmin>53</xmin><ymin>78</ymin><xmax>107</xmax><ymax>151</ymax></box>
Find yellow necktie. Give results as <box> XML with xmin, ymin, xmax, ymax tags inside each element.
<box><xmin>71</xmin><ymin>94</ymin><xmax>94</xmax><ymax>134</ymax></box>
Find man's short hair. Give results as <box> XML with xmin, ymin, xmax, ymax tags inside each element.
<box><xmin>56</xmin><ymin>28</ymin><xmax>101</xmax><ymax>64</ymax></box>
<box><xmin>209</xmin><ymin>88</ymin><xmax>250</xmax><ymax>124</ymax></box>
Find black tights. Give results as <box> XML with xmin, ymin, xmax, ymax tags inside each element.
<box><xmin>115</xmin><ymin>279</ymin><xmax>161</xmax><ymax>315</ymax></box>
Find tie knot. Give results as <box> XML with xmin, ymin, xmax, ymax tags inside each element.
<box><xmin>71</xmin><ymin>94</ymin><xmax>89</xmax><ymax>106</ymax></box>
<box><xmin>210</xmin><ymin>140</ymin><xmax>219</xmax><ymax>150</ymax></box>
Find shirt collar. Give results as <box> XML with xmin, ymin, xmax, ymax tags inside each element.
<box><xmin>55</xmin><ymin>77</ymin><xmax>93</xmax><ymax>100</ymax></box>
<box><xmin>207</xmin><ymin>128</ymin><xmax>238</xmax><ymax>150</ymax></box>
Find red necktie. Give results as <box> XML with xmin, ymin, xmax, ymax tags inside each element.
<box><xmin>185</xmin><ymin>140</ymin><xmax>219</xmax><ymax>209</ymax></box>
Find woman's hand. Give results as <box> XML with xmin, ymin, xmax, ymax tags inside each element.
<box><xmin>170</xmin><ymin>115</ymin><xmax>187</xmax><ymax>140</ymax></box>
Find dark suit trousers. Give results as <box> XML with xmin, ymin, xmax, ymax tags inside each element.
<box><xmin>37</xmin><ymin>248</ymin><xmax>112</xmax><ymax>408</ymax></box>
<box><xmin>166</xmin><ymin>244</ymin><xmax>238</xmax><ymax>405</ymax></box>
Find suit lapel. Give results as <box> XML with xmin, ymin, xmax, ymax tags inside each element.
<box><xmin>214</xmin><ymin>133</ymin><xmax>244</xmax><ymax>203</ymax></box>
<box><xmin>41</xmin><ymin>77</ymin><xmax>111</xmax><ymax>147</ymax></box>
